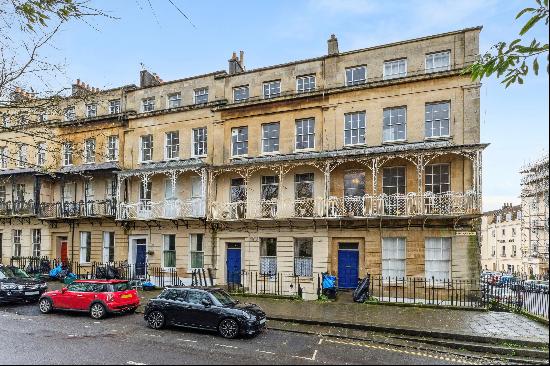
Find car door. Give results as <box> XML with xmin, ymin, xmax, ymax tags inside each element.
<box><xmin>56</xmin><ymin>282</ymin><xmax>85</xmax><ymax>309</ymax></box>
<box><xmin>184</xmin><ymin>290</ymin><xmax>219</xmax><ymax>330</ymax></box>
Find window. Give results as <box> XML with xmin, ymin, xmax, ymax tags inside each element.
<box><xmin>383</xmin><ymin>107</ymin><xmax>407</xmax><ymax>142</ymax></box>
<box><xmin>142</xmin><ymin>97</ymin><xmax>155</xmax><ymax>112</ymax></box>
<box><xmin>425</xmin><ymin>237</ymin><xmax>451</xmax><ymax>281</ymax></box>
<box><xmin>2</xmin><ymin>114</ymin><xmax>9</xmax><ymax>127</ymax></box>
<box><xmin>425</xmin><ymin>102</ymin><xmax>450</xmax><ymax>138</ymax></box>
<box><xmin>506</xmin><ymin>213</ymin><xmax>512</xmax><ymax>221</ymax></box>
<box><xmin>103</xmin><ymin>232</ymin><xmax>115</xmax><ymax>263</ymax></box>
<box><xmin>233</xmin><ymin>86</ymin><xmax>249</xmax><ymax>102</ymax></box>
<box><xmin>17</xmin><ymin>144</ymin><xmax>28</xmax><ymax>167</ymax></box>
<box><xmin>194</xmin><ymin>88</ymin><xmax>208</xmax><ymax>104</ymax></box>
<box><xmin>105</xmin><ymin>179</ymin><xmax>116</xmax><ymax>202</ymax></box>
<box><xmin>38</xmin><ymin>113</ymin><xmax>48</xmax><ymax>123</ymax></box>
<box><xmin>0</xmin><ymin>147</ymin><xmax>7</xmax><ymax>168</ymax></box>
<box><xmin>231</xmin><ymin>127</ymin><xmax>248</xmax><ymax>156</ymax></box>
<box><xmin>501</xmin><ymin>245</ymin><xmax>506</xmax><ymax>256</ymax></box>
<box><xmin>109</xmin><ymin>99</ymin><xmax>121</xmax><ymax>114</ymax></box>
<box><xmin>139</xmin><ymin>180</ymin><xmax>152</xmax><ymax>212</ymax></box>
<box><xmin>262</xmin><ymin>122</ymin><xmax>279</xmax><ymax>153</ymax></box>
<box><xmin>263</xmin><ymin>80</ymin><xmax>281</xmax><ymax>99</ymax></box>
<box><xmin>168</xmin><ymin>93</ymin><xmax>181</xmax><ymax>108</ymax></box>
<box><xmin>260</xmin><ymin>238</ymin><xmax>277</xmax><ymax>275</ymax></box>
<box><xmin>296</xmin><ymin>75</ymin><xmax>316</xmax><ymax>92</ymax></box>
<box><xmin>32</xmin><ymin>229</ymin><xmax>41</xmax><ymax>257</ymax></box>
<box><xmin>37</xmin><ymin>142</ymin><xmax>46</xmax><ymax>166</ymax></box>
<box><xmin>165</xmin><ymin>131</ymin><xmax>179</xmax><ymax>160</ymax></box>
<box><xmin>84</xmin><ymin>138</ymin><xmax>96</xmax><ymax>164</ymax></box>
<box><xmin>384</xmin><ymin>59</ymin><xmax>407</xmax><ymax>79</ymax></box>
<box><xmin>106</xmin><ymin>135</ymin><xmax>119</xmax><ymax>161</ymax></box>
<box><xmin>190</xmin><ymin>234</ymin><xmax>204</xmax><ymax>269</ymax></box>
<box><xmin>295</xmin><ymin>118</ymin><xmax>315</xmax><ymax>150</ymax></box>
<box><xmin>86</xmin><ymin>104</ymin><xmax>97</xmax><ymax>118</ymax></box>
<box><xmin>491</xmin><ymin>246</ymin><xmax>496</xmax><ymax>256</ymax></box>
<box><xmin>163</xmin><ymin>234</ymin><xmax>176</xmax><ymax>268</ymax></box>
<box><xmin>64</xmin><ymin>107</ymin><xmax>76</xmax><ymax>121</ymax></box>
<box><xmin>140</xmin><ymin>135</ymin><xmax>153</xmax><ymax>162</ymax></box>
<box><xmin>512</xmin><ymin>245</ymin><xmax>517</xmax><ymax>257</ymax></box>
<box><xmin>13</xmin><ymin>229</ymin><xmax>22</xmax><ymax>257</ymax></box>
<box><xmin>0</xmin><ymin>185</ymin><xmax>5</xmax><ymax>202</ymax></box>
<box><xmin>382</xmin><ymin>237</ymin><xmax>406</xmax><ymax>279</ymax></box>
<box><xmin>260</xmin><ymin>176</ymin><xmax>279</xmax><ymax>218</ymax></box>
<box><xmin>496</xmin><ymin>215</ymin><xmax>502</xmax><ymax>223</ymax></box>
<box><xmin>512</xmin><ymin>228</ymin><xmax>517</xmax><ymax>236</ymax></box>
<box><xmin>294</xmin><ymin>238</ymin><xmax>313</xmax><ymax>277</ymax></box>
<box><xmin>80</xmin><ymin>231</ymin><xmax>91</xmax><ymax>263</ymax></box>
<box><xmin>425</xmin><ymin>164</ymin><xmax>450</xmax><ymax>193</ymax></box>
<box><xmin>492</xmin><ymin>230</ymin><xmax>495</xmax><ymax>237</ymax></box>
<box><xmin>346</xmin><ymin>66</ymin><xmax>367</xmax><ymax>86</ymax></box>
<box><xmin>425</xmin><ymin>51</ymin><xmax>450</xmax><ymax>73</ymax></box>
<box><xmin>63</xmin><ymin>142</ymin><xmax>73</xmax><ymax>166</ymax></box>
<box><xmin>230</xmin><ymin>178</ymin><xmax>246</xmax><ymax>202</ymax></box>
<box><xmin>382</xmin><ymin>167</ymin><xmax>406</xmax><ymax>215</ymax></box>
<box><xmin>344</xmin><ymin>112</ymin><xmax>366</xmax><ymax>145</ymax></box>
<box><xmin>502</xmin><ymin>228</ymin><xmax>506</xmax><ymax>236</ymax></box>
<box><xmin>192</xmin><ymin>127</ymin><xmax>207</xmax><ymax>157</ymax></box>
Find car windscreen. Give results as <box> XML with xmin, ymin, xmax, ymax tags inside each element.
<box><xmin>210</xmin><ymin>290</ymin><xmax>237</xmax><ymax>306</ymax></box>
<box><xmin>0</xmin><ymin>267</ymin><xmax>15</xmax><ymax>279</ymax></box>
<box><xmin>10</xmin><ymin>268</ymin><xmax>31</xmax><ymax>278</ymax></box>
<box><xmin>110</xmin><ymin>282</ymin><xmax>132</xmax><ymax>292</ymax></box>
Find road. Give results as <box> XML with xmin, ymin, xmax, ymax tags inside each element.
<box><xmin>0</xmin><ymin>302</ymin><xmax>489</xmax><ymax>365</ymax></box>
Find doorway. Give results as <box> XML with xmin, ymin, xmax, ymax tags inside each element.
<box><xmin>338</xmin><ymin>242</ymin><xmax>359</xmax><ymax>289</ymax></box>
<box><xmin>56</xmin><ymin>236</ymin><xmax>68</xmax><ymax>263</ymax></box>
<box><xmin>129</xmin><ymin>236</ymin><xmax>148</xmax><ymax>277</ymax></box>
<box><xmin>226</xmin><ymin>243</ymin><xmax>242</xmax><ymax>285</ymax></box>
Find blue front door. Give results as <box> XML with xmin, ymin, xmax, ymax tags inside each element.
<box><xmin>136</xmin><ymin>241</ymin><xmax>147</xmax><ymax>277</ymax></box>
<box><xmin>227</xmin><ymin>245</ymin><xmax>241</xmax><ymax>285</ymax></box>
<box><xmin>338</xmin><ymin>245</ymin><xmax>359</xmax><ymax>289</ymax></box>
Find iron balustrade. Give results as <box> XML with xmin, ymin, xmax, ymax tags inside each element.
<box><xmin>118</xmin><ymin>198</ymin><xmax>206</xmax><ymax>220</ymax></box>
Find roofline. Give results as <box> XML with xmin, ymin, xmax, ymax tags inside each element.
<box><xmin>128</xmin><ymin>70</ymin><xmax>227</xmax><ymax>92</ymax></box>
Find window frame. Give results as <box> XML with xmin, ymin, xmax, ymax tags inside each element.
<box><xmin>80</xmin><ymin>231</ymin><xmax>92</xmax><ymax>264</ymax></box>
<box><xmin>344</xmin><ymin>111</ymin><xmax>366</xmax><ymax>146</ymax></box>
<box><xmin>194</xmin><ymin>88</ymin><xmax>209</xmax><ymax>104</ymax></box>
<box><xmin>192</xmin><ymin>127</ymin><xmax>207</xmax><ymax>157</ymax></box>
<box><xmin>36</xmin><ymin>142</ymin><xmax>46</xmax><ymax>166</ymax></box>
<box><xmin>382</xmin><ymin>237</ymin><xmax>406</xmax><ymax>280</ymax></box>
<box><xmin>260</xmin><ymin>238</ymin><xmax>277</xmax><ymax>275</ymax></box>
<box><xmin>294</xmin><ymin>238</ymin><xmax>313</xmax><ymax>277</ymax></box>
<box><xmin>84</xmin><ymin>138</ymin><xmax>96</xmax><ymax>164</ymax></box>
<box><xmin>17</xmin><ymin>144</ymin><xmax>28</xmax><ymax>168</ymax></box>
<box><xmin>13</xmin><ymin>229</ymin><xmax>22</xmax><ymax>257</ymax></box>
<box><xmin>102</xmin><ymin>231</ymin><xmax>115</xmax><ymax>263</ymax></box>
<box><xmin>231</xmin><ymin>127</ymin><xmax>248</xmax><ymax>157</ymax></box>
<box><xmin>0</xmin><ymin>147</ymin><xmax>7</xmax><ymax>169</ymax></box>
<box><xmin>106</xmin><ymin>135</ymin><xmax>119</xmax><ymax>162</ymax></box>
<box><xmin>425</xmin><ymin>101</ymin><xmax>451</xmax><ymax>139</ymax></box>
<box><xmin>383</xmin><ymin>59</ymin><xmax>407</xmax><ymax>80</ymax></box>
<box><xmin>296</xmin><ymin>75</ymin><xmax>316</xmax><ymax>93</ymax></box>
<box><xmin>142</xmin><ymin>97</ymin><xmax>155</xmax><ymax>112</ymax></box>
<box><xmin>424</xmin><ymin>163</ymin><xmax>451</xmax><ymax>194</ymax></box>
<box><xmin>109</xmin><ymin>99</ymin><xmax>121</xmax><ymax>114</ymax></box>
<box><xmin>233</xmin><ymin>85</ymin><xmax>249</xmax><ymax>102</ymax></box>
<box><xmin>263</xmin><ymin>80</ymin><xmax>281</xmax><ymax>99</ymax></box>
<box><xmin>295</xmin><ymin>118</ymin><xmax>315</xmax><ymax>151</ymax></box>
<box><xmin>261</xmin><ymin>122</ymin><xmax>280</xmax><ymax>154</ymax></box>
<box><xmin>425</xmin><ymin>51</ymin><xmax>451</xmax><ymax>73</ymax></box>
<box><xmin>163</xmin><ymin>234</ymin><xmax>177</xmax><ymax>269</ymax></box>
<box><xmin>63</xmin><ymin>142</ymin><xmax>73</xmax><ymax>166</ymax></box>
<box><xmin>64</xmin><ymin>106</ymin><xmax>76</xmax><ymax>121</ymax></box>
<box><xmin>189</xmin><ymin>233</ymin><xmax>204</xmax><ymax>270</ymax></box>
<box><xmin>383</xmin><ymin>106</ymin><xmax>407</xmax><ymax>142</ymax></box>
<box><xmin>167</xmin><ymin>92</ymin><xmax>182</xmax><ymax>109</ymax></box>
<box><xmin>425</xmin><ymin>237</ymin><xmax>452</xmax><ymax>282</ymax></box>
<box><xmin>86</xmin><ymin>103</ymin><xmax>97</xmax><ymax>118</ymax></box>
<box><xmin>140</xmin><ymin>135</ymin><xmax>154</xmax><ymax>163</ymax></box>
<box><xmin>164</xmin><ymin>131</ymin><xmax>180</xmax><ymax>161</ymax></box>
<box><xmin>345</xmin><ymin>65</ymin><xmax>367</xmax><ymax>86</ymax></box>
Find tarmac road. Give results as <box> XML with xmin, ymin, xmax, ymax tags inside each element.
<box><xmin>0</xmin><ymin>302</ymin><xmax>488</xmax><ymax>365</ymax></box>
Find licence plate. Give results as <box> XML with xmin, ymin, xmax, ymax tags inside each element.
<box><xmin>121</xmin><ymin>294</ymin><xmax>133</xmax><ymax>299</ymax></box>
<box><xmin>25</xmin><ymin>291</ymin><xmax>39</xmax><ymax>296</ymax></box>
<box><xmin>259</xmin><ymin>318</ymin><xmax>266</xmax><ymax>324</ymax></box>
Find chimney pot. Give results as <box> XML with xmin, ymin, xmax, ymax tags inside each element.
<box><xmin>327</xmin><ymin>34</ymin><xmax>339</xmax><ymax>55</ymax></box>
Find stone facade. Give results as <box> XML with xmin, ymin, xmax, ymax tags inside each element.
<box><xmin>0</xmin><ymin>27</ymin><xmax>485</xmax><ymax>299</ymax></box>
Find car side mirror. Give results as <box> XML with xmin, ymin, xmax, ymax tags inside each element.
<box><xmin>61</xmin><ymin>287</ymin><xmax>68</xmax><ymax>293</ymax></box>
<box><xmin>201</xmin><ymin>298</ymin><xmax>212</xmax><ymax>307</ymax></box>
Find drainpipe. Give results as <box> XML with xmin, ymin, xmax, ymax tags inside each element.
<box><xmin>70</xmin><ymin>221</ymin><xmax>75</xmax><ymax>262</ymax></box>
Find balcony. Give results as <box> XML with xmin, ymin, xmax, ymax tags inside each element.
<box><xmin>211</xmin><ymin>191</ymin><xmax>480</xmax><ymax>220</ymax></box>
<box><xmin>118</xmin><ymin>198</ymin><xmax>206</xmax><ymax>220</ymax></box>
<box><xmin>0</xmin><ymin>200</ymin><xmax>35</xmax><ymax>216</ymax></box>
<box><xmin>38</xmin><ymin>200</ymin><xmax>117</xmax><ymax>219</ymax></box>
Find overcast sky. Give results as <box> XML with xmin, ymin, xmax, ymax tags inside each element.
<box><xmin>41</xmin><ymin>0</ymin><xmax>549</xmax><ymax>211</ymax></box>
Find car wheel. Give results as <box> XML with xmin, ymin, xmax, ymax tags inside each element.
<box><xmin>147</xmin><ymin>311</ymin><xmax>165</xmax><ymax>330</ymax></box>
<box><xmin>90</xmin><ymin>303</ymin><xmax>107</xmax><ymax>320</ymax></box>
<box><xmin>218</xmin><ymin>318</ymin><xmax>239</xmax><ymax>339</ymax></box>
<box><xmin>38</xmin><ymin>298</ymin><xmax>53</xmax><ymax>314</ymax></box>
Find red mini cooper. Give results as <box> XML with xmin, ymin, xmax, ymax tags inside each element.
<box><xmin>38</xmin><ymin>280</ymin><xmax>140</xmax><ymax>319</ymax></box>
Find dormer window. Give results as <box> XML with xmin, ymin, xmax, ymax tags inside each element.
<box><xmin>64</xmin><ymin>107</ymin><xmax>76</xmax><ymax>121</ymax></box>
<box><xmin>142</xmin><ymin>97</ymin><xmax>155</xmax><ymax>112</ymax></box>
<box><xmin>86</xmin><ymin>104</ymin><xmax>97</xmax><ymax>118</ymax></box>
<box><xmin>263</xmin><ymin>80</ymin><xmax>281</xmax><ymax>99</ymax></box>
<box><xmin>194</xmin><ymin>88</ymin><xmax>208</xmax><ymax>104</ymax></box>
<box><xmin>168</xmin><ymin>93</ymin><xmax>181</xmax><ymax>108</ymax></box>
<box><xmin>346</xmin><ymin>66</ymin><xmax>367</xmax><ymax>86</ymax></box>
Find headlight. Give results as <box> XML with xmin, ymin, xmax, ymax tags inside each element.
<box><xmin>241</xmin><ymin>312</ymin><xmax>254</xmax><ymax>320</ymax></box>
<box><xmin>0</xmin><ymin>283</ymin><xmax>18</xmax><ymax>290</ymax></box>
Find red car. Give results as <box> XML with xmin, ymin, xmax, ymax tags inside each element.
<box><xmin>38</xmin><ymin>280</ymin><xmax>140</xmax><ymax>319</ymax></box>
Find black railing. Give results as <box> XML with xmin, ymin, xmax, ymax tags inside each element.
<box><xmin>38</xmin><ymin>199</ymin><xmax>116</xmax><ymax>218</ymax></box>
<box><xmin>227</xmin><ymin>270</ymin><xmax>305</xmax><ymax>298</ymax></box>
<box><xmin>0</xmin><ymin>200</ymin><xmax>35</xmax><ymax>216</ymax></box>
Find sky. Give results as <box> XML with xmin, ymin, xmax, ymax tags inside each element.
<box><xmin>39</xmin><ymin>0</ymin><xmax>549</xmax><ymax>211</ymax></box>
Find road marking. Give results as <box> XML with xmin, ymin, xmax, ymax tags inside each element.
<box><xmin>324</xmin><ymin>339</ymin><xmax>473</xmax><ymax>365</ymax></box>
<box><xmin>318</xmin><ymin>338</ymin><xmax>323</xmax><ymax>345</ymax></box>
<box><xmin>311</xmin><ymin>350</ymin><xmax>318</xmax><ymax>361</ymax></box>
<box><xmin>256</xmin><ymin>350</ymin><xmax>276</xmax><ymax>355</ymax></box>
<box><xmin>215</xmin><ymin>344</ymin><xmax>238</xmax><ymax>349</ymax></box>
<box><xmin>126</xmin><ymin>362</ymin><xmax>146</xmax><ymax>365</ymax></box>
<box><xmin>291</xmin><ymin>350</ymin><xmax>318</xmax><ymax>362</ymax></box>
<box><xmin>177</xmin><ymin>339</ymin><xmax>198</xmax><ymax>343</ymax></box>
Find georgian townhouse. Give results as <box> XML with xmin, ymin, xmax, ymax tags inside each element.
<box><xmin>1</xmin><ymin>27</ymin><xmax>486</xmax><ymax>299</ymax></box>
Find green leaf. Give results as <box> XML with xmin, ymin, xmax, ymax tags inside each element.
<box><xmin>533</xmin><ymin>58</ymin><xmax>540</xmax><ymax>75</ymax></box>
<box><xmin>520</xmin><ymin>14</ymin><xmax>543</xmax><ymax>35</ymax></box>
<box><xmin>516</xmin><ymin>7</ymin><xmax>535</xmax><ymax>19</ymax></box>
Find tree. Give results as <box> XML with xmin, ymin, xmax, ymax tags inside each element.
<box><xmin>465</xmin><ymin>0</ymin><xmax>549</xmax><ymax>87</ymax></box>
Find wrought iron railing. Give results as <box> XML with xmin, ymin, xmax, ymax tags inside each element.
<box><xmin>37</xmin><ymin>199</ymin><xmax>116</xmax><ymax>218</ymax></box>
<box><xmin>0</xmin><ymin>200</ymin><xmax>35</xmax><ymax>216</ymax></box>
<box><xmin>117</xmin><ymin>198</ymin><xmax>206</xmax><ymax>220</ymax></box>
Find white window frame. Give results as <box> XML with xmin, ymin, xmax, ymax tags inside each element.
<box><xmin>295</xmin><ymin>118</ymin><xmax>315</xmax><ymax>151</ymax></box>
<box><xmin>344</xmin><ymin>111</ymin><xmax>366</xmax><ymax>146</ymax></box>
<box><xmin>260</xmin><ymin>238</ymin><xmax>277</xmax><ymax>275</ymax></box>
<box><xmin>106</xmin><ymin>135</ymin><xmax>119</xmax><ymax>162</ymax></box>
<box><xmin>425</xmin><ymin>51</ymin><xmax>451</xmax><ymax>73</ymax></box>
<box><xmin>296</xmin><ymin>75</ymin><xmax>316</xmax><ymax>93</ymax></box>
<box><xmin>192</xmin><ymin>127</ymin><xmax>207</xmax><ymax>157</ymax></box>
<box><xmin>36</xmin><ymin>142</ymin><xmax>46</xmax><ymax>166</ymax></box>
<box><xmin>86</xmin><ymin>103</ymin><xmax>97</xmax><ymax>118</ymax></box>
<box><xmin>383</xmin><ymin>59</ymin><xmax>407</xmax><ymax>79</ymax></box>
<box><xmin>425</xmin><ymin>102</ymin><xmax>451</xmax><ymax>138</ymax></box>
<box><xmin>0</xmin><ymin>147</ymin><xmax>7</xmax><ymax>169</ymax></box>
<box><xmin>261</xmin><ymin>122</ymin><xmax>280</xmax><ymax>154</ymax></box>
<box><xmin>189</xmin><ymin>233</ymin><xmax>204</xmax><ymax>270</ymax></box>
<box><xmin>142</xmin><ymin>97</ymin><xmax>155</xmax><ymax>112</ymax></box>
<box><xmin>294</xmin><ymin>238</ymin><xmax>313</xmax><ymax>277</ymax></box>
<box><xmin>63</xmin><ymin>142</ymin><xmax>73</xmax><ymax>166</ymax></box>
<box><xmin>233</xmin><ymin>85</ymin><xmax>249</xmax><ymax>102</ymax></box>
<box><xmin>194</xmin><ymin>88</ymin><xmax>209</xmax><ymax>104</ymax></box>
<box><xmin>163</xmin><ymin>234</ymin><xmax>177</xmax><ymax>268</ymax></box>
<box><xmin>425</xmin><ymin>237</ymin><xmax>451</xmax><ymax>282</ymax></box>
<box><xmin>32</xmin><ymin>229</ymin><xmax>41</xmax><ymax>257</ymax></box>
<box><xmin>164</xmin><ymin>131</ymin><xmax>180</xmax><ymax>160</ymax></box>
<box><xmin>64</xmin><ymin>106</ymin><xmax>76</xmax><ymax>121</ymax></box>
<box><xmin>109</xmin><ymin>99</ymin><xmax>121</xmax><ymax>114</ymax></box>
<box><xmin>17</xmin><ymin>144</ymin><xmax>28</xmax><ymax>167</ymax></box>
<box><xmin>167</xmin><ymin>93</ymin><xmax>182</xmax><ymax>109</ymax></box>
<box><xmin>84</xmin><ymin>138</ymin><xmax>96</xmax><ymax>164</ymax></box>
<box><xmin>382</xmin><ymin>237</ymin><xmax>406</xmax><ymax>280</ymax></box>
<box><xmin>231</xmin><ymin>127</ymin><xmax>248</xmax><ymax>157</ymax></box>
<box><xmin>80</xmin><ymin>231</ymin><xmax>91</xmax><ymax>264</ymax></box>
<box><xmin>140</xmin><ymin>135</ymin><xmax>153</xmax><ymax>163</ymax></box>
<box><xmin>263</xmin><ymin>80</ymin><xmax>281</xmax><ymax>99</ymax></box>
<box><xmin>345</xmin><ymin>65</ymin><xmax>367</xmax><ymax>86</ymax></box>
<box><xmin>13</xmin><ymin>229</ymin><xmax>22</xmax><ymax>257</ymax></box>
<box><xmin>383</xmin><ymin>106</ymin><xmax>407</xmax><ymax>142</ymax></box>
<box><xmin>103</xmin><ymin>231</ymin><xmax>115</xmax><ymax>263</ymax></box>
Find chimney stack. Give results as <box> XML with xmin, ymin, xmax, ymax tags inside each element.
<box><xmin>72</xmin><ymin>79</ymin><xmax>100</xmax><ymax>95</ymax></box>
<box><xmin>327</xmin><ymin>34</ymin><xmax>339</xmax><ymax>55</ymax></box>
<box><xmin>140</xmin><ymin>69</ymin><xmax>162</xmax><ymax>88</ymax></box>
<box><xmin>228</xmin><ymin>50</ymin><xmax>245</xmax><ymax>74</ymax></box>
